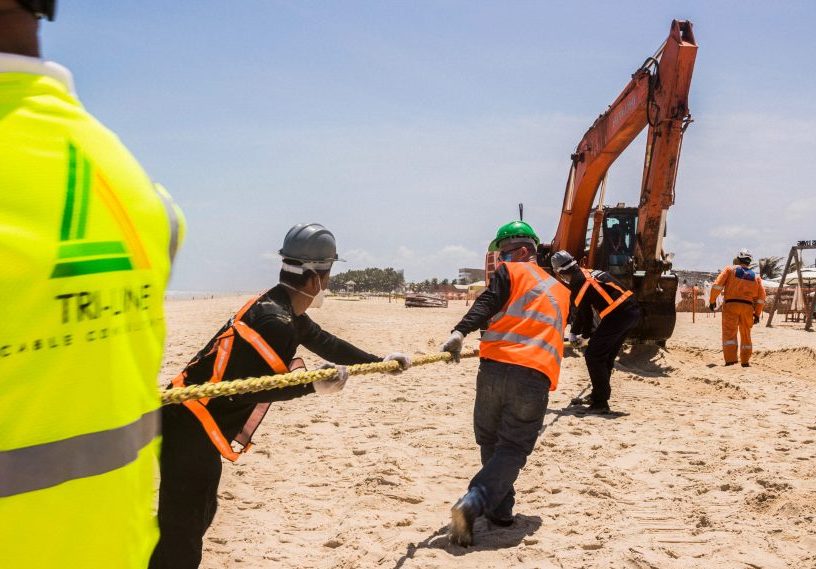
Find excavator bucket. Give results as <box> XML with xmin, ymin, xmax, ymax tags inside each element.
<box><xmin>628</xmin><ymin>273</ymin><xmax>678</xmax><ymax>346</ymax></box>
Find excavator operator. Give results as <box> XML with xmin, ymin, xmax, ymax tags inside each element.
<box><xmin>551</xmin><ymin>250</ymin><xmax>641</xmax><ymax>414</ymax></box>
<box><xmin>708</xmin><ymin>248</ymin><xmax>766</xmax><ymax>367</ymax></box>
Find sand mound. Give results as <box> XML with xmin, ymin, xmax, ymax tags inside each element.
<box><xmin>617</xmin><ymin>344</ymin><xmax>677</xmax><ymax>377</ymax></box>
<box><xmin>752</xmin><ymin>346</ymin><xmax>816</xmax><ymax>377</ymax></box>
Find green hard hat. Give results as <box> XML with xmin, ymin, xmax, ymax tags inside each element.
<box><xmin>489</xmin><ymin>221</ymin><xmax>539</xmax><ymax>251</ymax></box>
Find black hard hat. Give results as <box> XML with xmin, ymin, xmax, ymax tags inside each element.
<box><xmin>279</xmin><ymin>223</ymin><xmax>343</xmax><ymax>272</ymax></box>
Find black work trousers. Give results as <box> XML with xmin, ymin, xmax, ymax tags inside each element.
<box><xmin>469</xmin><ymin>360</ymin><xmax>549</xmax><ymax>517</ymax></box>
<box><xmin>584</xmin><ymin>304</ymin><xmax>641</xmax><ymax>405</ymax></box>
<box><xmin>148</xmin><ymin>405</ymin><xmax>224</xmax><ymax>569</ymax></box>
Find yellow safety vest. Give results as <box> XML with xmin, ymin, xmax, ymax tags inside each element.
<box><xmin>0</xmin><ymin>54</ymin><xmax>184</xmax><ymax>568</ymax></box>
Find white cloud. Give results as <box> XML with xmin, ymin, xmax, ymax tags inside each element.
<box><xmin>708</xmin><ymin>225</ymin><xmax>760</xmax><ymax>239</ymax></box>
<box><xmin>663</xmin><ymin>238</ymin><xmax>708</xmax><ymax>269</ymax></box>
<box><xmin>785</xmin><ymin>197</ymin><xmax>816</xmax><ymax>222</ymax></box>
<box><xmin>341</xmin><ymin>248</ymin><xmax>378</xmax><ymax>266</ymax></box>
<box><xmin>396</xmin><ymin>246</ymin><xmax>417</xmax><ymax>261</ymax></box>
<box><xmin>397</xmin><ymin>244</ymin><xmax>482</xmax><ymax>281</ymax></box>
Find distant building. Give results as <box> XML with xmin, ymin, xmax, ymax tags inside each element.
<box><xmin>458</xmin><ymin>267</ymin><xmax>485</xmax><ymax>285</ymax></box>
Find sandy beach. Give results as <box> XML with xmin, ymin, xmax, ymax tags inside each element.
<box><xmin>159</xmin><ymin>296</ymin><xmax>816</xmax><ymax>569</ymax></box>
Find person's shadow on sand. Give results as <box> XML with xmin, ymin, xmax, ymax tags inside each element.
<box><xmin>391</xmin><ymin>514</ymin><xmax>542</xmax><ymax>568</ymax></box>
<box><xmin>616</xmin><ymin>344</ymin><xmax>674</xmax><ymax>377</ymax></box>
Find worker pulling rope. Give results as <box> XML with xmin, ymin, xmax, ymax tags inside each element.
<box><xmin>161</xmin><ymin>349</ymin><xmax>479</xmax><ymax>405</ymax></box>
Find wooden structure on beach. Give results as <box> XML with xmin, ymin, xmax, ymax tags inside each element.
<box><xmin>405</xmin><ymin>293</ymin><xmax>448</xmax><ymax>308</ymax></box>
<box><xmin>767</xmin><ymin>241</ymin><xmax>816</xmax><ymax>331</ymax></box>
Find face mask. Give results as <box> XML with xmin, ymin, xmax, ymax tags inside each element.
<box><xmin>279</xmin><ymin>278</ymin><xmax>326</xmax><ymax>309</ymax></box>
<box><xmin>310</xmin><ymin>282</ymin><xmax>326</xmax><ymax>309</ymax></box>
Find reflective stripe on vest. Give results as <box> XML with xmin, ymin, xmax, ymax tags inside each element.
<box><xmin>0</xmin><ymin>409</ymin><xmax>158</xmax><ymax>498</ymax></box>
<box><xmin>480</xmin><ymin>330</ymin><xmax>562</xmax><ymax>365</ymax></box>
<box><xmin>574</xmin><ymin>269</ymin><xmax>633</xmax><ymax>318</ymax></box>
<box><xmin>173</xmin><ymin>294</ymin><xmax>289</xmax><ymax>462</ymax></box>
<box><xmin>493</xmin><ymin>263</ymin><xmax>564</xmax><ymax>330</ymax></box>
<box><xmin>480</xmin><ymin>262</ymin><xmax>570</xmax><ymax>389</ymax></box>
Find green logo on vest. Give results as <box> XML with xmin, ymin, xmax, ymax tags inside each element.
<box><xmin>50</xmin><ymin>143</ymin><xmax>150</xmax><ymax>279</ymax></box>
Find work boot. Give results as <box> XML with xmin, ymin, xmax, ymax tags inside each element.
<box><xmin>578</xmin><ymin>402</ymin><xmax>612</xmax><ymax>415</ymax></box>
<box><xmin>741</xmin><ymin>362</ymin><xmax>750</xmax><ymax>368</ymax></box>
<box><xmin>724</xmin><ymin>361</ymin><xmax>737</xmax><ymax>367</ymax></box>
<box><xmin>485</xmin><ymin>491</ymin><xmax>514</xmax><ymax>527</ymax></box>
<box><xmin>450</xmin><ymin>487</ymin><xmax>485</xmax><ymax>547</ymax></box>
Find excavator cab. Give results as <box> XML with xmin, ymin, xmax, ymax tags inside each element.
<box><xmin>602</xmin><ymin>210</ymin><xmax>637</xmax><ymax>277</ymax></box>
<box><xmin>584</xmin><ymin>206</ymin><xmax>677</xmax><ymax>346</ymax></box>
<box><xmin>584</xmin><ymin>207</ymin><xmax>638</xmax><ymax>276</ymax></box>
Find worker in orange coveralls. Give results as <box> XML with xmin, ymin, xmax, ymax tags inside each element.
<box><xmin>709</xmin><ymin>249</ymin><xmax>767</xmax><ymax>367</ymax></box>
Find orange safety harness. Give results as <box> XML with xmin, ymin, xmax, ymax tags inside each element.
<box><xmin>574</xmin><ymin>268</ymin><xmax>633</xmax><ymax>319</ymax></box>
<box><xmin>172</xmin><ymin>294</ymin><xmax>297</xmax><ymax>462</ymax></box>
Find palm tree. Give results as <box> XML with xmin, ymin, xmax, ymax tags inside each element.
<box><xmin>758</xmin><ymin>256</ymin><xmax>783</xmax><ymax>280</ymax></box>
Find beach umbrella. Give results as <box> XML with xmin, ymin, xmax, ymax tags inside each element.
<box><xmin>777</xmin><ymin>268</ymin><xmax>816</xmax><ymax>286</ymax></box>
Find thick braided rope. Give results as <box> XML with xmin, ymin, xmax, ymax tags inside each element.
<box><xmin>161</xmin><ymin>349</ymin><xmax>479</xmax><ymax>405</ymax></box>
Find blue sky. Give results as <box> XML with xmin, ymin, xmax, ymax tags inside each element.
<box><xmin>46</xmin><ymin>1</ymin><xmax>816</xmax><ymax>290</ymax></box>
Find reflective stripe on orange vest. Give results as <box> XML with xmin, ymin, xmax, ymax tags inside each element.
<box><xmin>574</xmin><ymin>269</ymin><xmax>633</xmax><ymax>318</ymax></box>
<box><xmin>480</xmin><ymin>262</ymin><xmax>570</xmax><ymax>389</ymax></box>
<box><xmin>172</xmin><ymin>293</ymin><xmax>290</xmax><ymax>462</ymax></box>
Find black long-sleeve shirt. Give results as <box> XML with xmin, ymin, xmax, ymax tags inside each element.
<box><xmin>453</xmin><ymin>264</ymin><xmax>512</xmax><ymax>336</ymax></box>
<box><xmin>568</xmin><ymin>270</ymin><xmax>636</xmax><ymax>338</ymax></box>
<box><xmin>182</xmin><ymin>285</ymin><xmax>381</xmax><ymax>439</ymax></box>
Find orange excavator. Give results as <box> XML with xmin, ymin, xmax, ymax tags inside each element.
<box><xmin>486</xmin><ymin>20</ymin><xmax>697</xmax><ymax>345</ymax></box>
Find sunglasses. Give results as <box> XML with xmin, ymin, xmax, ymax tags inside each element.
<box><xmin>499</xmin><ymin>246</ymin><xmax>525</xmax><ymax>261</ymax></box>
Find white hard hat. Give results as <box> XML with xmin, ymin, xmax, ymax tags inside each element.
<box><xmin>551</xmin><ymin>250</ymin><xmax>578</xmax><ymax>273</ymax></box>
<box><xmin>737</xmin><ymin>248</ymin><xmax>753</xmax><ymax>264</ymax></box>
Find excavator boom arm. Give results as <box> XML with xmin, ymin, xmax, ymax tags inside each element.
<box><xmin>635</xmin><ymin>21</ymin><xmax>697</xmax><ymax>276</ymax></box>
<box><xmin>552</xmin><ymin>20</ymin><xmax>698</xmax><ymax>275</ymax></box>
<box><xmin>554</xmin><ymin>70</ymin><xmax>652</xmax><ymax>253</ymax></box>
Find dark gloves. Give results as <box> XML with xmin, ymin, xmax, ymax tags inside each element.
<box><xmin>753</xmin><ymin>314</ymin><xmax>760</xmax><ymax>325</ymax></box>
<box><xmin>709</xmin><ymin>303</ymin><xmax>716</xmax><ymax>312</ymax></box>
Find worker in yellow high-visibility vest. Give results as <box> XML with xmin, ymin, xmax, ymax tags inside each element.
<box><xmin>0</xmin><ymin>2</ymin><xmax>185</xmax><ymax>567</ymax></box>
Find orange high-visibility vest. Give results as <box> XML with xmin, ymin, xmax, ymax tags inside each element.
<box><xmin>480</xmin><ymin>262</ymin><xmax>570</xmax><ymax>390</ymax></box>
<box><xmin>574</xmin><ymin>268</ymin><xmax>633</xmax><ymax>318</ymax></box>
<box><xmin>172</xmin><ymin>294</ymin><xmax>290</xmax><ymax>462</ymax></box>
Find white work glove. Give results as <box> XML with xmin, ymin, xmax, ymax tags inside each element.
<box><xmin>441</xmin><ymin>330</ymin><xmax>465</xmax><ymax>363</ymax></box>
<box><xmin>313</xmin><ymin>363</ymin><xmax>348</xmax><ymax>395</ymax></box>
<box><xmin>568</xmin><ymin>333</ymin><xmax>587</xmax><ymax>349</ymax></box>
<box><xmin>383</xmin><ymin>352</ymin><xmax>412</xmax><ymax>371</ymax></box>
